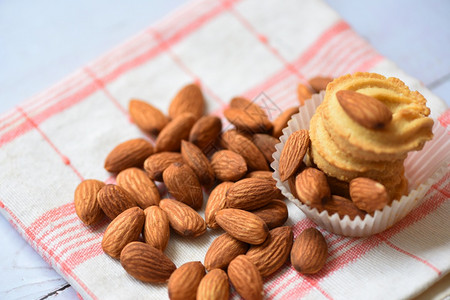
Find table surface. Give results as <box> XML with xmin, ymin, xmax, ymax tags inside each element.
<box><xmin>0</xmin><ymin>1</ymin><xmax>449</xmax><ymax>299</ymax></box>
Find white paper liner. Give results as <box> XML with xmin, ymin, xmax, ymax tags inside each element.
<box><xmin>272</xmin><ymin>92</ymin><xmax>450</xmax><ymax>237</ymax></box>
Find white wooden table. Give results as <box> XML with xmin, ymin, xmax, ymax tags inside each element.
<box><xmin>0</xmin><ymin>0</ymin><xmax>449</xmax><ymax>299</ymax></box>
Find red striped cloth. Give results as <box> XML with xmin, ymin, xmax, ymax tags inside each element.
<box><xmin>0</xmin><ymin>0</ymin><xmax>448</xmax><ymax>299</ymax></box>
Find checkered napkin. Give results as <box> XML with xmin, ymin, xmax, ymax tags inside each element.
<box><xmin>0</xmin><ymin>0</ymin><xmax>449</xmax><ymax>299</ymax></box>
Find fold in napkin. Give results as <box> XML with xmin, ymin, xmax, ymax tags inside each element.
<box><xmin>0</xmin><ymin>0</ymin><xmax>448</xmax><ymax>299</ymax></box>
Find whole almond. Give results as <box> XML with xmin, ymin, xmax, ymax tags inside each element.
<box><xmin>129</xmin><ymin>99</ymin><xmax>169</xmax><ymax>135</ymax></box>
<box><xmin>196</xmin><ymin>269</ymin><xmax>229</xmax><ymax>300</ymax></box>
<box><xmin>224</xmin><ymin>107</ymin><xmax>272</xmax><ymax>133</ymax></box>
<box><xmin>297</xmin><ymin>83</ymin><xmax>313</xmax><ymax>106</ymax></box>
<box><xmin>228</xmin><ymin>97</ymin><xmax>272</xmax><ymax>133</ymax></box>
<box><xmin>291</xmin><ymin>228</ymin><xmax>328</xmax><ymax>274</ymax></box>
<box><xmin>155</xmin><ymin>113</ymin><xmax>197</xmax><ymax>152</ymax></box>
<box><xmin>143</xmin><ymin>206</ymin><xmax>170</xmax><ymax>251</ymax></box>
<box><xmin>228</xmin><ymin>255</ymin><xmax>264</xmax><ymax>300</ymax></box>
<box><xmin>226</xmin><ymin>178</ymin><xmax>278</xmax><ymax>211</ymax></box>
<box><xmin>229</xmin><ymin>97</ymin><xmax>255</xmax><ymax>109</ymax></box>
<box><xmin>101</xmin><ymin>207</ymin><xmax>145</xmax><ymax>259</ymax></box>
<box><xmin>163</xmin><ymin>162</ymin><xmax>203</xmax><ymax>210</ymax></box>
<box><xmin>278</xmin><ymin>129</ymin><xmax>310</xmax><ymax>181</ymax></box>
<box><xmin>159</xmin><ymin>198</ymin><xmax>207</xmax><ymax>237</ymax></box>
<box><xmin>321</xmin><ymin>195</ymin><xmax>366</xmax><ymax>220</ymax></box>
<box><xmin>104</xmin><ymin>138</ymin><xmax>154</xmax><ymax>173</ymax></box>
<box><xmin>336</xmin><ymin>90</ymin><xmax>392</xmax><ymax>129</ymax></box>
<box><xmin>169</xmin><ymin>83</ymin><xmax>205</xmax><ymax>120</ymax></box>
<box><xmin>251</xmin><ymin>200</ymin><xmax>288</xmax><ymax>229</ymax></box>
<box><xmin>116</xmin><ymin>167</ymin><xmax>160</xmax><ymax>208</ymax></box>
<box><xmin>246</xmin><ymin>226</ymin><xmax>293</xmax><ymax>277</ymax></box>
<box><xmin>252</xmin><ymin>133</ymin><xmax>278</xmax><ymax>164</ymax></box>
<box><xmin>189</xmin><ymin>115</ymin><xmax>222</xmax><ymax>153</ymax></box>
<box><xmin>308</xmin><ymin>76</ymin><xmax>333</xmax><ymax>92</ymax></box>
<box><xmin>144</xmin><ymin>152</ymin><xmax>183</xmax><ymax>181</ymax></box>
<box><xmin>350</xmin><ymin>177</ymin><xmax>389</xmax><ymax>213</ymax></box>
<box><xmin>181</xmin><ymin>140</ymin><xmax>215</xmax><ymax>187</ymax></box>
<box><xmin>205</xmin><ymin>181</ymin><xmax>234</xmax><ymax>229</ymax></box>
<box><xmin>210</xmin><ymin>150</ymin><xmax>247</xmax><ymax>182</ymax></box>
<box><xmin>295</xmin><ymin>167</ymin><xmax>330</xmax><ymax>207</ymax></box>
<box><xmin>215</xmin><ymin>209</ymin><xmax>268</xmax><ymax>245</ymax></box>
<box><xmin>220</xmin><ymin>130</ymin><xmax>268</xmax><ymax>171</ymax></box>
<box><xmin>168</xmin><ymin>261</ymin><xmax>205</xmax><ymax>300</ymax></box>
<box><xmin>74</xmin><ymin>179</ymin><xmax>105</xmax><ymax>225</ymax></box>
<box><xmin>245</xmin><ymin>171</ymin><xmax>284</xmax><ymax>200</ymax></box>
<box><xmin>97</xmin><ymin>184</ymin><xmax>137</xmax><ymax>220</ymax></box>
<box><xmin>120</xmin><ymin>241</ymin><xmax>176</xmax><ymax>283</ymax></box>
<box><xmin>204</xmin><ymin>233</ymin><xmax>249</xmax><ymax>271</ymax></box>
<box><xmin>272</xmin><ymin>107</ymin><xmax>299</xmax><ymax>138</ymax></box>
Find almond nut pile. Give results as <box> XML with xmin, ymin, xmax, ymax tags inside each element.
<box><xmin>74</xmin><ymin>81</ymin><xmax>332</xmax><ymax>299</ymax></box>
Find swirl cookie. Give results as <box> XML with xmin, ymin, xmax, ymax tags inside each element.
<box><xmin>321</xmin><ymin>72</ymin><xmax>434</xmax><ymax>161</ymax></box>
<box><xmin>309</xmin><ymin>72</ymin><xmax>433</xmax><ymax>200</ymax></box>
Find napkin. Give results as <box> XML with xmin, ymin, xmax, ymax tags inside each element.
<box><xmin>0</xmin><ymin>0</ymin><xmax>448</xmax><ymax>299</ymax></box>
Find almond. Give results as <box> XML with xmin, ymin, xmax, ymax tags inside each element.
<box><xmin>336</xmin><ymin>90</ymin><xmax>392</xmax><ymax>129</ymax></box>
<box><xmin>74</xmin><ymin>179</ymin><xmax>105</xmax><ymax>225</ymax></box>
<box><xmin>278</xmin><ymin>129</ymin><xmax>310</xmax><ymax>181</ymax></box>
<box><xmin>155</xmin><ymin>113</ymin><xmax>197</xmax><ymax>152</ymax></box>
<box><xmin>204</xmin><ymin>233</ymin><xmax>249</xmax><ymax>271</ymax></box>
<box><xmin>205</xmin><ymin>181</ymin><xmax>234</xmax><ymax>229</ymax></box>
<box><xmin>97</xmin><ymin>184</ymin><xmax>137</xmax><ymax>220</ymax></box>
<box><xmin>224</xmin><ymin>107</ymin><xmax>272</xmax><ymax>133</ymax></box>
<box><xmin>104</xmin><ymin>138</ymin><xmax>154</xmax><ymax>173</ymax></box>
<box><xmin>120</xmin><ymin>241</ymin><xmax>176</xmax><ymax>283</ymax></box>
<box><xmin>159</xmin><ymin>198</ymin><xmax>207</xmax><ymax>237</ymax></box>
<box><xmin>168</xmin><ymin>261</ymin><xmax>205</xmax><ymax>300</ymax></box>
<box><xmin>181</xmin><ymin>140</ymin><xmax>215</xmax><ymax>187</ymax></box>
<box><xmin>215</xmin><ymin>209</ymin><xmax>268</xmax><ymax>245</ymax></box>
<box><xmin>349</xmin><ymin>177</ymin><xmax>389</xmax><ymax>213</ymax></box>
<box><xmin>189</xmin><ymin>115</ymin><xmax>222</xmax><ymax>153</ymax></box>
<box><xmin>297</xmin><ymin>83</ymin><xmax>313</xmax><ymax>106</ymax></box>
<box><xmin>220</xmin><ymin>130</ymin><xmax>268</xmax><ymax>171</ymax></box>
<box><xmin>229</xmin><ymin>97</ymin><xmax>254</xmax><ymax>109</ymax></box>
<box><xmin>308</xmin><ymin>76</ymin><xmax>333</xmax><ymax>92</ymax></box>
<box><xmin>228</xmin><ymin>97</ymin><xmax>272</xmax><ymax>133</ymax></box>
<box><xmin>143</xmin><ymin>206</ymin><xmax>170</xmax><ymax>251</ymax></box>
<box><xmin>226</xmin><ymin>178</ymin><xmax>278</xmax><ymax>211</ymax></box>
<box><xmin>246</xmin><ymin>226</ymin><xmax>293</xmax><ymax>277</ymax></box>
<box><xmin>291</xmin><ymin>228</ymin><xmax>328</xmax><ymax>274</ymax></box>
<box><xmin>163</xmin><ymin>162</ymin><xmax>203</xmax><ymax>210</ymax></box>
<box><xmin>169</xmin><ymin>83</ymin><xmax>205</xmax><ymax>120</ymax></box>
<box><xmin>245</xmin><ymin>171</ymin><xmax>284</xmax><ymax>200</ymax></box>
<box><xmin>321</xmin><ymin>195</ymin><xmax>366</xmax><ymax>220</ymax></box>
<box><xmin>251</xmin><ymin>200</ymin><xmax>288</xmax><ymax>229</ymax></box>
<box><xmin>144</xmin><ymin>152</ymin><xmax>183</xmax><ymax>181</ymax></box>
<box><xmin>129</xmin><ymin>99</ymin><xmax>169</xmax><ymax>135</ymax></box>
<box><xmin>101</xmin><ymin>207</ymin><xmax>145</xmax><ymax>259</ymax></box>
<box><xmin>295</xmin><ymin>167</ymin><xmax>330</xmax><ymax>207</ymax></box>
<box><xmin>116</xmin><ymin>167</ymin><xmax>160</xmax><ymax>208</ymax></box>
<box><xmin>210</xmin><ymin>150</ymin><xmax>247</xmax><ymax>182</ymax></box>
<box><xmin>196</xmin><ymin>269</ymin><xmax>229</xmax><ymax>300</ymax></box>
<box><xmin>272</xmin><ymin>107</ymin><xmax>299</xmax><ymax>138</ymax></box>
<box><xmin>228</xmin><ymin>255</ymin><xmax>264</xmax><ymax>300</ymax></box>
<box><xmin>252</xmin><ymin>133</ymin><xmax>278</xmax><ymax>164</ymax></box>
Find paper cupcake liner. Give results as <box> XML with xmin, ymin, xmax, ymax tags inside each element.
<box><xmin>271</xmin><ymin>92</ymin><xmax>450</xmax><ymax>237</ymax></box>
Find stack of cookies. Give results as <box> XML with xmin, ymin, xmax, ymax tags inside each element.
<box><xmin>309</xmin><ymin>72</ymin><xmax>434</xmax><ymax>201</ymax></box>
